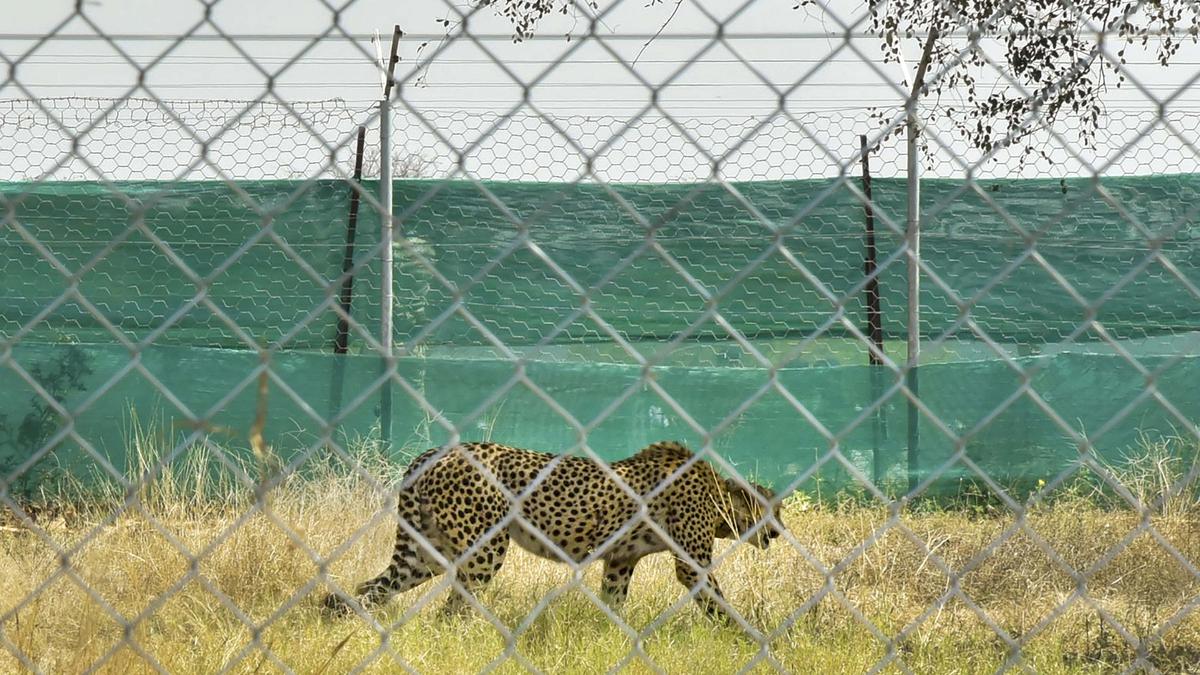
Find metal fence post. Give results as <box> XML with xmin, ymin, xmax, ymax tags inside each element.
<box><xmin>860</xmin><ymin>134</ymin><xmax>887</xmax><ymax>488</ymax></box>
<box><xmin>379</xmin><ymin>98</ymin><xmax>393</xmax><ymax>448</ymax></box>
<box><xmin>329</xmin><ymin>126</ymin><xmax>367</xmax><ymax>428</ymax></box>
<box><xmin>378</xmin><ymin>26</ymin><xmax>401</xmax><ymax>449</ymax></box>
<box><xmin>335</xmin><ymin>127</ymin><xmax>368</xmax><ymax>356</ymax></box>
<box><xmin>905</xmin><ymin>29</ymin><xmax>938</xmax><ymax>493</ymax></box>
<box><xmin>861</xmin><ymin>134</ymin><xmax>883</xmax><ymax>367</ymax></box>
<box><xmin>905</xmin><ymin>114</ymin><xmax>921</xmax><ymax>493</ymax></box>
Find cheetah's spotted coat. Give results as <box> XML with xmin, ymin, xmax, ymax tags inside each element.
<box><xmin>323</xmin><ymin>440</ymin><xmax>783</xmax><ymax>619</ymax></box>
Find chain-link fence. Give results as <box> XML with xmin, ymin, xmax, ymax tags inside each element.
<box><xmin>3</xmin><ymin>3</ymin><xmax>1200</xmax><ymax>673</ymax></box>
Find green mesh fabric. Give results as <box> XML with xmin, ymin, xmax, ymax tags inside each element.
<box><xmin>1</xmin><ymin>177</ymin><xmax>1197</xmax><ymax>495</ymax></box>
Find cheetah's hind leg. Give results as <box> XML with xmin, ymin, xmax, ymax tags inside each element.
<box><xmin>322</xmin><ymin>494</ymin><xmax>441</xmax><ymax>618</ymax></box>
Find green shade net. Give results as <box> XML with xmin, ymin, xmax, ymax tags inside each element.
<box><xmin>1</xmin><ymin>177</ymin><xmax>1197</xmax><ymax>498</ymax></box>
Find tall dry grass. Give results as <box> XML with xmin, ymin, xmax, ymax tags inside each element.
<box><xmin>2</xmin><ymin>423</ymin><xmax>1199</xmax><ymax>673</ymax></box>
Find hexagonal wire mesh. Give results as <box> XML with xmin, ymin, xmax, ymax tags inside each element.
<box><xmin>2</xmin><ymin>2</ymin><xmax>1200</xmax><ymax>674</ymax></box>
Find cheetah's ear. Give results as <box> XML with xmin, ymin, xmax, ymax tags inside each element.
<box><xmin>722</xmin><ymin>477</ymin><xmax>756</xmax><ymax>503</ymax></box>
<box><xmin>724</xmin><ymin>478</ymin><xmax>778</xmax><ymax>506</ymax></box>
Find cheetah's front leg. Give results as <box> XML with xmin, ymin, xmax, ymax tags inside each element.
<box><xmin>672</xmin><ymin>551</ymin><xmax>731</xmax><ymax>622</ymax></box>
<box><xmin>600</xmin><ymin>556</ymin><xmax>643</xmax><ymax>608</ymax></box>
<box><xmin>441</xmin><ymin>537</ymin><xmax>509</xmax><ymax>617</ymax></box>
<box><xmin>667</xmin><ymin>518</ymin><xmax>732</xmax><ymax>623</ymax></box>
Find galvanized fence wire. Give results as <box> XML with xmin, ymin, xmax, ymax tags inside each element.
<box><xmin>2</xmin><ymin>1</ymin><xmax>1200</xmax><ymax>673</ymax></box>
<box><xmin>5</xmin><ymin>100</ymin><xmax>1197</xmax><ymax>357</ymax></box>
<box><xmin>8</xmin><ymin>99</ymin><xmax>1200</xmax><ymax>183</ymax></box>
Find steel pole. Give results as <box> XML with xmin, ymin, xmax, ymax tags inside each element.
<box><xmin>905</xmin><ymin>111</ymin><xmax>921</xmax><ymax>493</ymax></box>
<box><xmin>379</xmin><ymin>97</ymin><xmax>394</xmax><ymax>448</ymax></box>
<box><xmin>903</xmin><ymin>28</ymin><xmax>937</xmax><ymax>495</ymax></box>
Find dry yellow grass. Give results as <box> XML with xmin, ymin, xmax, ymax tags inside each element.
<box><xmin>2</xmin><ymin>436</ymin><xmax>1199</xmax><ymax>674</ymax></box>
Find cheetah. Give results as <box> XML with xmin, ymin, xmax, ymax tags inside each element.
<box><xmin>322</xmin><ymin>440</ymin><xmax>784</xmax><ymax>620</ymax></box>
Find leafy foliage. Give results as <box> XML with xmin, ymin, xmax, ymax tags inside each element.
<box><xmin>470</xmin><ymin>0</ymin><xmax>600</xmax><ymax>41</ymax></box>
<box><xmin>455</xmin><ymin>0</ymin><xmax>1200</xmax><ymax>163</ymax></box>
<box><xmin>851</xmin><ymin>0</ymin><xmax>1200</xmax><ymax>163</ymax></box>
<box><xmin>0</xmin><ymin>346</ymin><xmax>93</xmax><ymax>498</ymax></box>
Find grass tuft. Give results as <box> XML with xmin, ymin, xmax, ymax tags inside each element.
<box><xmin>2</xmin><ymin>427</ymin><xmax>1199</xmax><ymax>673</ymax></box>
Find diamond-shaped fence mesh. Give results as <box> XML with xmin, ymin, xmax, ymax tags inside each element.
<box><xmin>2</xmin><ymin>3</ymin><xmax>1200</xmax><ymax>673</ymax></box>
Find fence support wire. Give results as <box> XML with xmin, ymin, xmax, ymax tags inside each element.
<box><xmin>2</xmin><ymin>8</ymin><xmax>1200</xmax><ymax>675</ymax></box>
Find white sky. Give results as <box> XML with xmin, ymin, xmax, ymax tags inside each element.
<box><xmin>6</xmin><ymin>0</ymin><xmax>1200</xmax><ymax>181</ymax></box>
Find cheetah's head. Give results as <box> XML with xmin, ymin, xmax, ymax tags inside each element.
<box><xmin>715</xmin><ymin>478</ymin><xmax>784</xmax><ymax>549</ymax></box>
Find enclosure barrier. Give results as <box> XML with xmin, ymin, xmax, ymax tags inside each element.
<box><xmin>2</xmin><ymin>3</ymin><xmax>1200</xmax><ymax>673</ymax></box>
